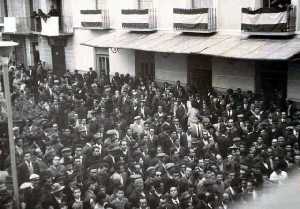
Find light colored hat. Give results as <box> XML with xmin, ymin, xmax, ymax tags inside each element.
<box><xmin>29</xmin><ymin>174</ymin><xmax>40</xmax><ymax>180</ymax></box>
<box><xmin>51</xmin><ymin>183</ymin><xmax>65</xmax><ymax>194</ymax></box>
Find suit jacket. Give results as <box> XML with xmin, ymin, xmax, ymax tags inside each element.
<box><xmin>18</xmin><ymin>161</ymin><xmax>40</xmax><ymax>184</ymax></box>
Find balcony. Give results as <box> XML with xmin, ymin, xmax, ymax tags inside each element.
<box><xmin>3</xmin><ymin>17</ymin><xmax>31</xmax><ymax>34</ymax></box>
<box><xmin>241</xmin><ymin>6</ymin><xmax>296</xmax><ymax>36</ymax></box>
<box><xmin>0</xmin><ymin>17</ymin><xmax>4</xmax><ymax>27</ymax></box>
<box><xmin>31</xmin><ymin>16</ymin><xmax>73</xmax><ymax>36</ymax></box>
<box><xmin>80</xmin><ymin>9</ymin><xmax>110</xmax><ymax>29</ymax></box>
<box><xmin>121</xmin><ymin>9</ymin><xmax>157</xmax><ymax>31</ymax></box>
<box><xmin>173</xmin><ymin>8</ymin><xmax>217</xmax><ymax>33</ymax></box>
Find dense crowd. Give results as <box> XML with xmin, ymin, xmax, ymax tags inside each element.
<box><xmin>0</xmin><ymin>61</ymin><xmax>300</xmax><ymax>209</ymax></box>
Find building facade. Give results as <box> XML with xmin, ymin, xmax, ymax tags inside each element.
<box><xmin>1</xmin><ymin>0</ymin><xmax>300</xmax><ymax>103</ymax></box>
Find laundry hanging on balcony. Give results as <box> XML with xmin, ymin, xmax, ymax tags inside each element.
<box><xmin>241</xmin><ymin>7</ymin><xmax>295</xmax><ymax>33</ymax></box>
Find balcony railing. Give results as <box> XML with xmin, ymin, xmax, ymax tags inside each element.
<box><xmin>241</xmin><ymin>6</ymin><xmax>296</xmax><ymax>36</ymax></box>
<box><xmin>80</xmin><ymin>9</ymin><xmax>110</xmax><ymax>29</ymax></box>
<box><xmin>3</xmin><ymin>17</ymin><xmax>31</xmax><ymax>34</ymax></box>
<box><xmin>31</xmin><ymin>16</ymin><xmax>73</xmax><ymax>36</ymax></box>
<box><xmin>0</xmin><ymin>17</ymin><xmax>4</xmax><ymax>26</ymax></box>
<box><xmin>121</xmin><ymin>8</ymin><xmax>157</xmax><ymax>31</ymax></box>
<box><xmin>173</xmin><ymin>8</ymin><xmax>217</xmax><ymax>33</ymax></box>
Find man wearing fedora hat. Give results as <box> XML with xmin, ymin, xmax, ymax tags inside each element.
<box><xmin>41</xmin><ymin>183</ymin><xmax>67</xmax><ymax>209</ymax></box>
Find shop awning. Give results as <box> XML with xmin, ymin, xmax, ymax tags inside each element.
<box><xmin>81</xmin><ymin>30</ymin><xmax>300</xmax><ymax>60</ymax></box>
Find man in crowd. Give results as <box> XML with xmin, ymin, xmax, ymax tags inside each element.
<box><xmin>0</xmin><ymin>63</ymin><xmax>300</xmax><ymax>209</ymax></box>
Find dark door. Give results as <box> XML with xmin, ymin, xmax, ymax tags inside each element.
<box><xmin>96</xmin><ymin>54</ymin><xmax>110</xmax><ymax>82</ymax></box>
<box><xmin>188</xmin><ymin>55</ymin><xmax>212</xmax><ymax>95</ymax></box>
<box><xmin>32</xmin><ymin>42</ymin><xmax>40</xmax><ymax>65</ymax></box>
<box><xmin>51</xmin><ymin>45</ymin><xmax>66</xmax><ymax>76</ymax></box>
<box><xmin>135</xmin><ymin>51</ymin><xmax>155</xmax><ymax>81</ymax></box>
<box><xmin>256</xmin><ymin>61</ymin><xmax>287</xmax><ymax>104</ymax></box>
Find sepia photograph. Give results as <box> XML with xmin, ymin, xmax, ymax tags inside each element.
<box><xmin>0</xmin><ymin>0</ymin><xmax>300</xmax><ymax>209</ymax></box>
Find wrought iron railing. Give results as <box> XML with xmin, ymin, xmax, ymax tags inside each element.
<box><xmin>80</xmin><ymin>9</ymin><xmax>110</xmax><ymax>29</ymax></box>
<box><xmin>173</xmin><ymin>8</ymin><xmax>217</xmax><ymax>33</ymax></box>
<box><xmin>121</xmin><ymin>8</ymin><xmax>157</xmax><ymax>31</ymax></box>
<box><xmin>241</xmin><ymin>6</ymin><xmax>296</xmax><ymax>34</ymax></box>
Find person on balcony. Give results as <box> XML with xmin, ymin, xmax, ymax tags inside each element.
<box><xmin>48</xmin><ymin>5</ymin><xmax>60</xmax><ymax>17</ymax></box>
<box><xmin>271</xmin><ymin>0</ymin><xmax>291</xmax><ymax>9</ymax></box>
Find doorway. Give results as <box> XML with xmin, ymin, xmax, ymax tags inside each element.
<box><xmin>135</xmin><ymin>51</ymin><xmax>155</xmax><ymax>81</ymax></box>
<box><xmin>188</xmin><ymin>55</ymin><xmax>212</xmax><ymax>95</ymax></box>
<box><xmin>96</xmin><ymin>54</ymin><xmax>110</xmax><ymax>82</ymax></box>
<box><xmin>51</xmin><ymin>45</ymin><xmax>66</xmax><ymax>76</ymax></box>
<box><xmin>256</xmin><ymin>61</ymin><xmax>287</xmax><ymax>104</ymax></box>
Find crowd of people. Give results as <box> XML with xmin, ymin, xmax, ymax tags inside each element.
<box><xmin>0</xmin><ymin>62</ymin><xmax>300</xmax><ymax>209</ymax></box>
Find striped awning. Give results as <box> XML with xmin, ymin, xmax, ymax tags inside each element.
<box><xmin>81</xmin><ymin>30</ymin><xmax>300</xmax><ymax>60</ymax></box>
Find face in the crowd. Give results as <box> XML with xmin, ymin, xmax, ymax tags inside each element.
<box><xmin>139</xmin><ymin>198</ymin><xmax>148</xmax><ymax>209</ymax></box>
<box><xmin>216</xmin><ymin>174</ymin><xmax>223</xmax><ymax>183</ymax></box>
<box><xmin>134</xmin><ymin>178</ymin><xmax>144</xmax><ymax>192</ymax></box>
<box><xmin>53</xmin><ymin>156</ymin><xmax>60</xmax><ymax>166</ymax></box>
<box><xmin>278</xmin><ymin>137</ymin><xmax>285</xmax><ymax>146</ymax></box>
<box><xmin>272</xmin><ymin>139</ymin><xmax>278</xmax><ymax>147</ymax></box>
<box><xmin>30</xmin><ymin>177</ymin><xmax>40</xmax><ymax>187</ymax></box>
<box><xmin>92</xmin><ymin>147</ymin><xmax>101</xmax><ymax>157</ymax></box>
<box><xmin>159</xmin><ymin>197</ymin><xmax>167</xmax><ymax>208</ymax></box>
<box><xmin>157</xmin><ymin>146</ymin><xmax>163</xmax><ymax>154</ymax></box>
<box><xmin>127</xmin><ymin>129</ymin><xmax>133</xmax><ymax>137</ymax></box>
<box><xmin>155</xmin><ymin>170</ymin><xmax>162</xmax><ymax>180</ymax></box>
<box><xmin>16</xmin><ymin>138</ymin><xmax>23</xmax><ymax>147</ymax></box>
<box><xmin>229</xmin><ymin>172</ymin><xmax>235</xmax><ymax>180</ymax></box>
<box><xmin>74</xmin><ymin>148</ymin><xmax>82</xmax><ymax>157</ymax></box>
<box><xmin>149</xmin><ymin>128</ymin><xmax>155</xmax><ymax>135</ymax></box>
<box><xmin>74</xmin><ymin>158</ymin><xmax>82</xmax><ymax>167</ymax></box>
<box><xmin>73</xmin><ymin>188</ymin><xmax>81</xmax><ymax>199</ymax></box>
<box><xmin>116</xmin><ymin>190</ymin><xmax>124</xmax><ymax>199</ymax></box>
<box><xmin>120</xmin><ymin>141</ymin><xmax>127</xmax><ymax>152</ymax></box>
<box><xmin>170</xmin><ymin>187</ymin><xmax>178</xmax><ymax>198</ymax></box>
<box><xmin>158</xmin><ymin>106</ymin><xmax>163</xmax><ymax>113</ymax></box>
<box><xmin>24</xmin><ymin>152</ymin><xmax>32</xmax><ymax>162</ymax></box>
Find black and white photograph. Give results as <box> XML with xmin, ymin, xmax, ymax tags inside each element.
<box><xmin>1</xmin><ymin>0</ymin><xmax>300</xmax><ymax>209</ymax></box>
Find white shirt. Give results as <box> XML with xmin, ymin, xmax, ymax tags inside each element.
<box><xmin>269</xmin><ymin>170</ymin><xmax>288</xmax><ymax>184</ymax></box>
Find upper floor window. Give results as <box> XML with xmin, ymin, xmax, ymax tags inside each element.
<box><xmin>191</xmin><ymin>0</ymin><xmax>214</xmax><ymax>8</ymax></box>
<box><xmin>96</xmin><ymin>0</ymin><xmax>106</xmax><ymax>9</ymax></box>
<box><xmin>137</xmin><ymin>0</ymin><xmax>153</xmax><ymax>9</ymax></box>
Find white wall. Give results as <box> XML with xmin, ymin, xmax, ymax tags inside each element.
<box><xmin>212</xmin><ymin>57</ymin><xmax>255</xmax><ymax>91</ymax></box>
<box><xmin>155</xmin><ymin>53</ymin><xmax>187</xmax><ymax>84</ymax></box>
<box><xmin>288</xmin><ymin>62</ymin><xmax>300</xmax><ymax>102</ymax></box>
<box><xmin>70</xmin><ymin>29</ymin><xmax>106</xmax><ymax>71</ymax></box>
<box><xmin>217</xmin><ymin>0</ymin><xmax>242</xmax><ymax>34</ymax></box>
<box><xmin>109</xmin><ymin>48</ymin><xmax>135</xmax><ymax>76</ymax></box>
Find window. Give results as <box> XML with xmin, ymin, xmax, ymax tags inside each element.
<box><xmin>96</xmin><ymin>0</ymin><xmax>106</xmax><ymax>9</ymax></box>
<box><xmin>96</xmin><ymin>54</ymin><xmax>110</xmax><ymax>82</ymax></box>
<box><xmin>191</xmin><ymin>0</ymin><xmax>214</xmax><ymax>8</ymax></box>
<box><xmin>137</xmin><ymin>0</ymin><xmax>153</xmax><ymax>9</ymax></box>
